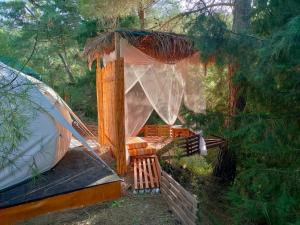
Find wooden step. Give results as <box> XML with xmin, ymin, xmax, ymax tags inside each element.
<box><xmin>128</xmin><ymin>147</ymin><xmax>156</xmax><ymax>157</ymax></box>
<box><xmin>133</xmin><ymin>155</ymin><xmax>161</xmax><ymax>193</ymax></box>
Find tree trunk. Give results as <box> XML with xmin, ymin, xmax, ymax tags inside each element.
<box><xmin>228</xmin><ymin>0</ymin><xmax>251</xmax><ymax>118</ymax></box>
<box><xmin>232</xmin><ymin>0</ymin><xmax>251</xmax><ymax>33</ymax></box>
<box><xmin>213</xmin><ymin>144</ymin><xmax>236</xmax><ymax>183</ymax></box>
<box><xmin>225</xmin><ymin>64</ymin><xmax>239</xmax><ymax>126</ymax></box>
<box><xmin>214</xmin><ymin>0</ymin><xmax>251</xmax><ymax>183</ymax></box>
<box><xmin>138</xmin><ymin>2</ymin><xmax>145</xmax><ymax>29</ymax></box>
<box><xmin>57</xmin><ymin>52</ymin><xmax>75</xmax><ymax>84</ymax></box>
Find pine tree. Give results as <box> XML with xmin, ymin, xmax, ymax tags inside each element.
<box><xmin>187</xmin><ymin>0</ymin><xmax>300</xmax><ymax>224</ymax></box>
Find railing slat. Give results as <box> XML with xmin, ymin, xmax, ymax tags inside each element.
<box><xmin>161</xmin><ymin>171</ymin><xmax>198</xmax><ymax>225</ymax></box>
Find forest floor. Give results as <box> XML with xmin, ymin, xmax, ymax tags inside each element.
<box><xmin>18</xmin><ymin>194</ymin><xmax>179</xmax><ymax>225</ymax></box>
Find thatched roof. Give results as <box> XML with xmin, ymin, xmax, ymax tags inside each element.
<box><xmin>83</xmin><ymin>29</ymin><xmax>196</xmax><ymax>66</ymax></box>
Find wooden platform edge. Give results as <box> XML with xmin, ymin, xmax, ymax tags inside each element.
<box><xmin>0</xmin><ymin>180</ymin><xmax>122</xmax><ymax>225</ymax></box>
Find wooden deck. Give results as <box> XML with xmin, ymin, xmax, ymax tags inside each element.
<box><xmin>0</xmin><ymin>149</ymin><xmax>121</xmax><ymax>225</ymax></box>
<box><xmin>142</xmin><ymin>136</ymin><xmax>173</xmax><ymax>151</ymax></box>
<box><xmin>126</xmin><ymin>125</ymin><xmax>225</xmax><ymax>194</ymax></box>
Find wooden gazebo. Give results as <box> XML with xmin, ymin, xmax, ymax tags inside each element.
<box><xmin>84</xmin><ymin>29</ymin><xmax>196</xmax><ymax>175</ymax></box>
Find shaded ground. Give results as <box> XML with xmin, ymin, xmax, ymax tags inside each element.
<box><xmin>19</xmin><ymin>194</ymin><xmax>180</xmax><ymax>225</ymax></box>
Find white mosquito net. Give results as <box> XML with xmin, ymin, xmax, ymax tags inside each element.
<box><xmin>104</xmin><ymin>38</ymin><xmax>206</xmax><ymax>137</ymax></box>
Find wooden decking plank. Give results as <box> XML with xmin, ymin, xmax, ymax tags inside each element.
<box><xmin>147</xmin><ymin>158</ymin><xmax>154</xmax><ymax>188</ymax></box>
<box><xmin>154</xmin><ymin>156</ymin><xmax>161</xmax><ymax>182</ymax></box>
<box><xmin>138</xmin><ymin>158</ymin><xmax>143</xmax><ymax>189</ymax></box>
<box><xmin>134</xmin><ymin>158</ymin><xmax>138</xmax><ymax>190</ymax></box>
<box><xmin>142</xmin><ymin>158</ymin><xmax>149</xmax><ymax>189</ymax></box>
<box><xmin>151</xmin><ymin>157</ymin><xmax>159</xmax><ymax>187</ymax></box>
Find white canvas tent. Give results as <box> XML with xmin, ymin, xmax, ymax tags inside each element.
<box><xmin>0</xmin><ymin>62</ymin><xmax>93</xmax><ymax>191</ymax></box>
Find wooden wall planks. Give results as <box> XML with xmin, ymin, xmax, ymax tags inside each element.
<box><xmin>161</xmin><ymin>171</ymin><xmax>198</xmax><ymax>225</ymax></box>
<box><xmin>96</xmin><ymin>59</ymin><xmax>126</xmax><ymax>175</ymax></box>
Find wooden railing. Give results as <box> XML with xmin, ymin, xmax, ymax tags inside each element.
<box><xmin>161</xmin><ymin>171</ymin><xmax>198</xmax><ymax>225</ymax></box>
<box><xmin>142</xmin><ymin>125</ymin><xmax>194</xmax><ymax>138</ymax></box>
<box><xmin>157</xmin><ymin>134</ymin><xmax>225</xmax><ymax>159</ymax></box>
<box><xmin>144</xmin><ymin>125</ymin><xmax>171</xmax><ymax>137</ymax></box>
<box><xmin>141</xmin><ymin>124</ymin><xmax>226</xmax><ymax>157</ymax></box>
<box><xmin>176</xmin><ymin>134</ymin><xmax>201</xmax><ymax>156</ymax></box>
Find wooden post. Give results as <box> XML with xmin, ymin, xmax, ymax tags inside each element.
<box><xmin>115</xmin><ymin>32</ymin><xmax>121</xmax><ymax>59</ymax></box>
<box><xmin>114</xmin><ymin>32</ymin><xmax>126</xmax><ymax>175</ymax></box>
<box><xmin>96</xmin><ymin>57</ymin><xmax>105</xmax><ymax>144</ymax></box>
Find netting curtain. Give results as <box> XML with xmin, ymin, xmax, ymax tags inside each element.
<box><xmin>103</xmin><ymin>39</ymin><xmax>206</xmax><ymax>137</ymax></box>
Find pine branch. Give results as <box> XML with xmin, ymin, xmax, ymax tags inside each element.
<box><xmin>150</xmin><ymin>2</ymin><xmax>234</xmax><ymax>30</ymax></box>
<box><xmin>0</xmin><ymin>33</ymin><xmax>39</xmax><ymax>89</ymax></box>
<box><xmin>57</xmin><ymin>52</ymin><xmax>76</xmax><ymax>84</ymax></box>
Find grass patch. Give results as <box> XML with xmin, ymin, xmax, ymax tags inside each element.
<box><xmin>176</xmin><ymin>155</ymin><xmax>212</xmax><ymax>176</ymax></box>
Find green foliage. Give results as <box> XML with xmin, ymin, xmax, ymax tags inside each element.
<box><xmin>61</xmin><ymin>68</ymin><xmax>98</xmax><ymax>120</ymax></box>
<box><xmin>177</xmin><ymin>155</ymin><xmax>212</xmax><ymax>176</ymax></box>
<box><xmin>79</xmin><ymin>0</ymin><xmax>152</xmax><ymax>17</ymax></box>
<box><xmin>227</xmin><ymin>15</ymin><xmax>300</xmax><ymax>225</ymax></box>
<box><xmin>203</xmin><ymin>66</ymin><xmax>228</xmax><ymax>112</ymax></box>
<box><xmin>0</xmin><ymin>0</ymin><xmax>143</xmax><ymax>124</ymax></box>
<box><xmin>1</xmin><ymin>1</ymin><xmax>299</xmax><ymax>224</ymax></box>
<box><xmin>79</xmin><ymin>0</ymin><xmax>138</xmax><ymax>18</ymax></box>
<box><xmin>118</xmin><ymin>15</ymin><xmax>140</xmax><ymax>29</ymax></box>
<box><xmin>0</xmin><ymin>55</ymin><xmax>41</xmax><ymax>80</ymax></box>
<box><xmin>252</xmin><ymin>0</ymin><xmax>300</xmax><ymax>36</ymax></box>
<box><xmin>0</xmin><ymin>0</ymin><xmax>146</xmax><ymax>176</ymax></box>
<box><xmin>110</xmin><ymin>199</ymin><xmax>125</xmax><ymax>208</ymax></box>
<box><xmin>187</xmin><ymin>1</ymin><xmax>300</xmax><ymax>225</ymax></box>
<box><xmin>183</xmin><ymin>110</ymin><xmax>225</xmax><ymax>136</ymax></box>
<box><xmin>187</xmin><ymin>13</ymin><xmax>231</xmax><ymax>65</ymax></box>
<box><xmin>0</xmin><ymin>74</ymin><xmax>33</xmax><ymax>170</ymax></box>
<box><xmin>78</xmin><ymin>0</ymin><xmax>149</xmax><ymax>30</ymax></box>
<box><xmin>146</xmin><ymin>110</ymin><xmax>165</xmax><ymax>125</ymax></box>
<box><xmin>0</xmin><ymin>0</ymin><xmax>84</xmax><ymax>85</ymax></box>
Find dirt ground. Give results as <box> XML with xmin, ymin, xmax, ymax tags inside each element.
<box><xmin>19</xmin><ymin>194</ymin><xmax>180</xmax><ymax>225</ymax></box>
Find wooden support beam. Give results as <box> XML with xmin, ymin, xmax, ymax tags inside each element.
<box><xmin>114</xmin><ymin>32</ymin><xmax>126</xmax><ymax>175</ymax></box>
<box><xmin>115</xmin><ymin>32</ymin><xmax>121</xmax><ymax>59</ymax></box>
<box><xmin>0</xmin><ymin>181</ymin><xmax>121</xmax><ymax>225</ymax></box>
<box><xmin>96</xmin><ymin>32</ymin><xmax>126</xmax><ymax>175</ymax></box>
<box><xmin>96</xmin><ymin>57</ymin><xmax>105</xmax><ymax>144</ymax></box>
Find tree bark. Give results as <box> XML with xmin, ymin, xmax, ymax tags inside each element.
<box><xmin>215</xmin><ymin>0</ymin><xmax>251</xmax><ymax>182</ymax></box>
<box><xmin>138</xmin><ymin>2</ymin><xmax>145</xmax><ymax>29</ymax></box>
<box><xmin>57</xmin><ymin>52</ymin><xmax>75</xmax><ymax>84</ymax></box>
<box><xmin>232</xmin><ymin>0</ymin><xmax>251</xmax><ymax>33</ymax></box>
<box><xmin>227</xmin><ymin>0</ymin><xmax>251</xmax><ymax>119</ymax></box>
<box><xmin>231</xmin><ymin>0</ymin><xmax>251</xmax><ymax>115</ymax></box>
<box><xmin>213</xmin><ymin>144</ymin><xmax>236</xmax><ymax>183</ymax></box>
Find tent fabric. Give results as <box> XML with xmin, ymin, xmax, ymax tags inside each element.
<box><xmin>125</xmin><ymin>82</ymin><xmax>153</xmax><ymax>136</ymax></box>
<box><xmin>0</xmin><ymin>62</ymin><xmax>93</xmax><ymax>191</ymax></box>
<box><xmin>177</xmin><ymin>56</ymin><xmax>207</xmax><ymax>114</ymax></box>
<box><xmin>139</xmin><ymin>64</ymin><xmax>184</xmax><ymax>125</ymax></box>
<box><xmin>104</xmin><ymin>38</ymin><xmax>206</xmax><ymax>137</ymax></box>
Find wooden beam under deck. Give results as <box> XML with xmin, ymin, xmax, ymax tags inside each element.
<box><xmin>0</xmin><ymin>181</ymin><xmax>121</xmax><ymax>225</ymax></box>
